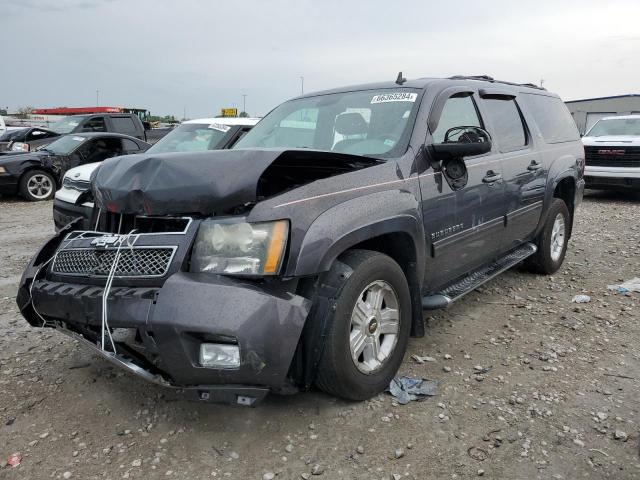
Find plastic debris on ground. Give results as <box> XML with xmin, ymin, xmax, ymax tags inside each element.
<box><xmin>572</xmin><ymin>294</ymin><xmax>591</xmax><ymax>303</ymax></box>
<box><xmin>607</xmin><ymin>277</ymin><xmax>640</xmax><ymax>294</ymax></box>
<box><xmin>388</xmin><ymin>376</ymin><xmax>438</xmax><ymax>404</ymax></box>
<box><xmin>410</xmin><ymin>354</ymin><xmax>436</xmax><ymax>364</ymax></box>
<box><xmin>7</xmin><ymin>452</ymin><xmax>22</xmax><ymax>467</ymax></box>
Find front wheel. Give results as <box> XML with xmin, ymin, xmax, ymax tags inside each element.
<box><xmin>526</xmin><ymin>198</ymin><xmax>570</xmax><ymax>274</ymax></box>
<box><xmin>19</xmin><ymin>170</ymin><xmax>56</xmax><ymax>201</ymax></box>
<box><xmin>315</xmin><ymin>250</ymin><xmax>411</xmax><ymax>401</ymax></box>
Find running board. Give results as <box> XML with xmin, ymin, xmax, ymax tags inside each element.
<box><xmin>422</xmin><ymin>242</ymin><xmax>537</xmax><ymax>310</ymax></box>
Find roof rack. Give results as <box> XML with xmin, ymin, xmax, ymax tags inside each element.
<box><xmin>448</xmin><ymin>75</ymin><xmax>546</xmax><ymax>91</ymax></box>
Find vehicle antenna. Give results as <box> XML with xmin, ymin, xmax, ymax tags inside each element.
<box><xmin>395</xmin><ymin>72</ymin><xmax>407</xmax><ymax>85</ymax></box>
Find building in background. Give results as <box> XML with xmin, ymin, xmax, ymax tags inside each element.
<box><xmin>566</xmin><ymin>94</ymin><xmax>640</xmax><ymax>135</ymax></box>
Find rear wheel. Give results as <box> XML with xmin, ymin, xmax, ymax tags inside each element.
<box><xmin>315</xmin><ymin>250</ymin><xmax>411</xmax><ymax>401</ymax></box>
<box><xmin>19</xmin><ymin>170</ymin><xmax>55</xmax><ymax>201</ymax></box>
<box><xmin>526</xmin><ymin>198</ymin><xmax>570</xmax><ymax>274</ymax></box>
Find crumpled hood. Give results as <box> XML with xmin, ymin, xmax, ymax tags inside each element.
<box><xmin>92</xmin><ymin>149</ymin><xmax>284</xmax><ymax>215</ymax></box>
<box><xmin>92</xmin><ymin>148</ymin><xmax>376</xmax><ymax>216</ymax></box>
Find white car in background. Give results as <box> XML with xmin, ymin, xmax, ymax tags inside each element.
<box><xmin>582</xmin><ymin>115</ymin><xmax>640</xmax><ymax>191</ymax></box>
<box><xmin>53</xmin><ymin>116</ymin><xmax>260</xmax><ymax>230</ymax></box>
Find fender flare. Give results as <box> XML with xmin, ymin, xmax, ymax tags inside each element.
<box><xmin>535</xmin><ymin>168</ymin><xmax>578</xmax><ymax>238</ymax></box>
<box><xmin>292</xmin><ymin>190</ymin><xmax>425</xmax><ymax>278</ymax></box>
<box><xmin>292</xmin><ymin>190</ymin><xmax>426</xmax><ymax>338</ymax></box>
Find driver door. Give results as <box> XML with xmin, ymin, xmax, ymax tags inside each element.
<box><xmin>420</xmin><ymin>90</ymin><xmax>507</xmax><ymax>290</ymax></box>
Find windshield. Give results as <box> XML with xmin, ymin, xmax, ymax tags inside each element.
<box><xmin>586</xmin><ymin>118</ymin><xmax>640</xmax><ymax>137</ymax></box>
<box><xmin>50</xmin><ymin>116</ymin><xmax>86</xmax><ymax>134</ymax></box>
<box><xmin>0</xmin><ymin>128</ymin><xmax>28</xmax><ymax>142</ymax></box>
<box><xmin>45</xmin><ymin>135</ymin><xmax>87</xmax><ymax>155</ymax></box>
<box><xmin>233</xmin><ymin>88</ymin><xmax>422</xmax><ymax>157</ymax></box>
<box><xmin>146</xmin><ymin>123</ymin><xmax>229</xmax><ymax>153</ymax></box>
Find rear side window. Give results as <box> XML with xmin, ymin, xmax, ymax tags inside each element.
<box><xmin>110</xmin><ymin>116</ymin><xmax>138</xmax><ymax>135</ymax></box>
<box><xmin>482</xmin><ymin>98</ymin><xmax>527</xmax><ymax>152</ymax></box>
<box><xmin>523</xmin><ymin>94</ymin><xmax>579</xmax><ymax>144</ymax></box>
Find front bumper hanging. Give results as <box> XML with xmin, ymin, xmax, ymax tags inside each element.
<box><xmin>17</xmin><ymin>227</ymin><xmax>311</xmax><ymax>406</ymax></box>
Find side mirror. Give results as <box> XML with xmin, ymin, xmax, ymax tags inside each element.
<box><xmin>430</xmin><ymin>126</ymin><xmax>492</xmax><ymax>161</ymax></box>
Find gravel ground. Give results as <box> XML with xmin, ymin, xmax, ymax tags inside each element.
<box><xmin>1</xmin><ymin>191</ymin><xmax>639</xmax><ymax>480</ymax></box>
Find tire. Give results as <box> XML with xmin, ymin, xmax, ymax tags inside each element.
<box><xmin>526</xmin><ymin>198</ymin><xmax>570</xmax><ymax>274</ymax></box>
<box><xmin>315</xmin><ymin>249</ymin><xmax>411</xmax><ymax>401</ymax></box>
<box><xmin>19</xmin><ymin>170</ymin><xmax>56</xmax><ymax>202</ymax></box>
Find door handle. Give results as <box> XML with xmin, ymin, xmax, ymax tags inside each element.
<box><xmin>527</xmin><ymin>161</ymin><xmax>542</xmax><ymax>171</ymax></box>
<box><xmin>482</xmin><ymin>171</ymin><xmax>502</xmax><ymax>184</ymax></box>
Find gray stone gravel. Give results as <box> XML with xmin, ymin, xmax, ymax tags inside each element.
<box><xmin>1</xmin><ymin>191</ymin><xmax>640</xmax><ymax>479</ymax></box>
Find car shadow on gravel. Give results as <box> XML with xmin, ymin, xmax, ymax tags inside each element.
<box><xmin>584</xmin><ymin>189</ymin><xmax>640</xmax><ymax>203</ymax></box>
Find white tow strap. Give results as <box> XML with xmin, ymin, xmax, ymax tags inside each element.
<box><xmin>101</xmin><ymin>229</ymin><xmax>139</xmax><ymax>352</ymax></box>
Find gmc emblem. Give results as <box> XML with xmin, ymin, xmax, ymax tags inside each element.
<box><xmin>598</xmin><ymin>149</ymin><xmax>625</xmax><ymax>155</ymax></box>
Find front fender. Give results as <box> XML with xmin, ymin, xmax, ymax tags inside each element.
<box><xmin>293</xmin><ymin>190</ymin><xmax>425</xmax><ymax>277</ymax></box>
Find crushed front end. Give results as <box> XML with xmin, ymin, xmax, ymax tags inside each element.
<box><xmin>16</xmin><ymin>214</ymin><xmax>310</xmax><ymax>406</ymax></box>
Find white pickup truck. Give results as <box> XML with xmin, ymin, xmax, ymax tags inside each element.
<box><xmin>582</xmin><ymin>115</ymin><xmax>640</xmax><ymax>191</ymax></box>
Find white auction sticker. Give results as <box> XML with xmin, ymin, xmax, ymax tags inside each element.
<box><xmin>209</xmin><ymin>123</ymin><xmax>231</xmax><ymax>132</ymax></box>
<box><xmin>371</xmin><ymin>92</ymin><xmax>417</xmax><ymax>104</ymax></box>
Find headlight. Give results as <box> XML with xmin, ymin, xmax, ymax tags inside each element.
<box><xmin>190</xmin><ymin>219</ymin><xmax>288</xmax><ymax>275</ymax></box>
<box><xmin>0</xmin><ymin>166</ymin><xmax>6</xmax><ymax>174</ymax></box>
<box><xmin>10</xmin><ymin>142</ymin><xmax>29</xmax><ymax>152</ymax></box>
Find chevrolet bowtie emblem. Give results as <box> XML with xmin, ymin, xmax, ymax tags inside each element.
<box><xmin>90</xmin><ymin>235</ymin><xmax>124</xmax><ymax>247</ymax></box>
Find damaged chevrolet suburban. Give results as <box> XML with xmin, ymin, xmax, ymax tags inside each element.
<box><xmin>17</xmin><ymin>75</ymin><xmax>585</xmax><ymax>405</ymax></box>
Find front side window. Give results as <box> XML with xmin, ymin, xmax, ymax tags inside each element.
<box><xmin>431</xmin><ymin>95</ymin><xmax>482</xmax><ymax>143</ymax></box>
<box><xmin>77</xmin><ymin>137</ymin><xmax>123</xmax><ymax>164</ymax></box>
<box><xmin>84</xmin><ymin>117</ymin><xmax>106</xmax><ymax>132</ymax></box>
<box><xmin>146</xmin><ymin>123</ymin><xmax>229</xmax><ymax>153</ymax></box>
<box><xmin>482</xmin><ymin>98</ymin><xmax>527</xmax><ymax>152</ymax></box>
<box><xmin>233</xmin><ymin>88</ymin><xmax>422</xmax><ymax>158</ymax></box>
<box><xmin>586</xmin><ymin>117</ymin><xmax>640</xmax><ymax>137</ymax></box>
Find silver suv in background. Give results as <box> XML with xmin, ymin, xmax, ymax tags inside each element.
<box><xmin>582</xmin><ymin>115</ymin><xmax>640</xmax><ymax>190</ymax></box>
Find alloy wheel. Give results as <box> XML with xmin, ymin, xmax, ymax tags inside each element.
<box><xmin>550</xmin><ymin>213</ymin><xmax>566</xmax><ymax>262</ymax></box>
<box><xmin>26</xmin><ymin>174</ymin><xmax>53</xmax><ymax>200</ymax></box>
<box><xmin>349</xmin><ymin>280</ymin><xmax>400</xmax><ymax>374</ymax></box>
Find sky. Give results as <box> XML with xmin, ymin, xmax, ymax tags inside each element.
<box><xmin>2</xmin><ymin>0</ymin><xmax>640</xmax><ymax>119</ymax></box>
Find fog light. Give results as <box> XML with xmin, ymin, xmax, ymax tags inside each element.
<box><xmin>199</xmin><ymin>343</ymin><xmax>240</xmax><ymax>368</ymax></box>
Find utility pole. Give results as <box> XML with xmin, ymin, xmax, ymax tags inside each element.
<box><xmin>96</xmin><ymin>89</ymin><xmax>99</xmax><ymax>106</ymax></box>
<box><xmin>300</xmin><ymin>76</ymin><xmax>304</xmax><ymax>95</ymax></box>
<box><xmin>242</xmin><ymin>94</ymin><xmax>247</xmax><ymax>115</ymax></box>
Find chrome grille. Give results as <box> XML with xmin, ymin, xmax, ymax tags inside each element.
<box><xmin>585</xmin><ymin>146</ymin><xmax>640</xmax><ymax>167</ymax></box>
<box><xmin>52</xmin><ymin>247</ymin><xmax>175</xmax><ymax>277</ymax></box>
<box><xmin>62</xmin><ymin>177</ymin><xmax>91</xmax><ymax>192</ymax></box>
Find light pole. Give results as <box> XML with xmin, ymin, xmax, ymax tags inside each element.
<box><xmin>300</xmin><ymin>76</ymin><xmax>304</xmax><ymax>95</ymax></box>
<box><xmin>242</xmin><ymin>94</ymin><xmax>247</xmax><ymax>116</ymax></box>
